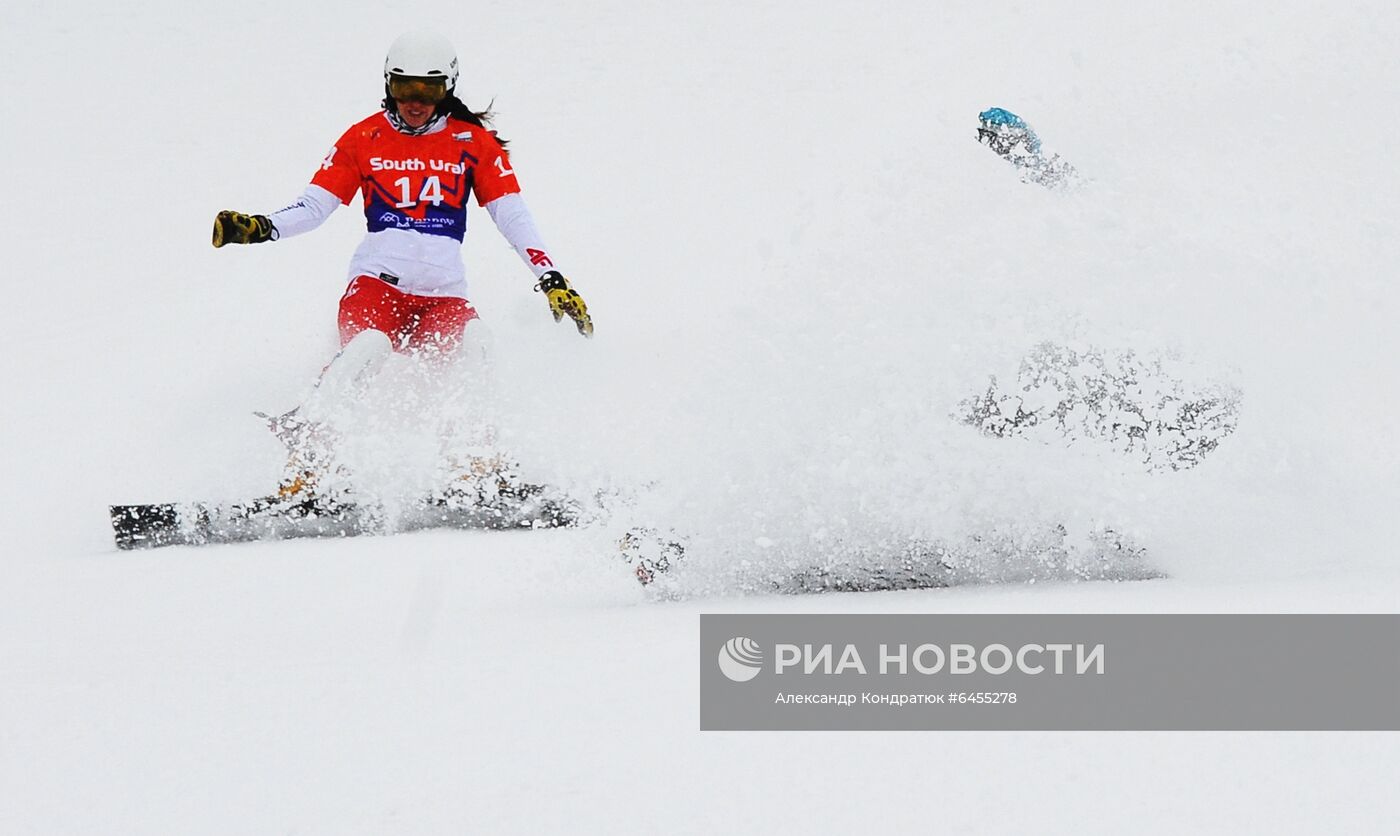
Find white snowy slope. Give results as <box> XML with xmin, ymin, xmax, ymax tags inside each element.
<box><xmin>2</xmin><ymin>1</ymin><xmax>1399</xmax><ymax>833</ymax></box>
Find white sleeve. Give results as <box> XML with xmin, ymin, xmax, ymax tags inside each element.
<box><xmin>484</xmin><ymin>192</ymin><xmax>560</xmax><ymax>279</ymax></box>
<box><xmin>266</xmin><ymin>184</ymin><xmax>342</xmax><ymax>240</ymax></box>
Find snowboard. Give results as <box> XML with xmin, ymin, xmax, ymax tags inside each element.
<box><xmin>110</xmin><ymin>485</ymin><xmax>578</xmax><ymax>551</ymax></box>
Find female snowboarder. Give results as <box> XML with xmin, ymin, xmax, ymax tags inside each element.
<box><xmin>211</xmin><ymin>31</ymin><xmax>590</xmax><ymax>502</ymax></box>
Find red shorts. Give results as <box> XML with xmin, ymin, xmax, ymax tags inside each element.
<box><xmin>337</xmin><ymin>275</ymin><xmax>478</xmax><ymax>357</ymax></box>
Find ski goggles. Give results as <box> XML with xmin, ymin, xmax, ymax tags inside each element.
<box><xmin>388</xmin><ymin>74</ymin><xmax>449</xmax><ymax>105</ymax></box>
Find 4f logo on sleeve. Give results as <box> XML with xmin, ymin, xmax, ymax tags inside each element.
<box><xmin>321</xmin><ymin>145</ymin><xmax>338</xmax><ymax>170</ymax></box>
<box><xmin>527</xmin><ymin>248</ymin><xmax>553</xmax><ymax>267</ymax></box>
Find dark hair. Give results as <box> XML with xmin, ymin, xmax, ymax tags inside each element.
<box><xmin>382</xmin><ymin>89</ymin><xmax>508</xmax><ymax>148</ymax></box>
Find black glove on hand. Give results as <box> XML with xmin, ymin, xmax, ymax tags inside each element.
<box><xmin>536</xmin><ymin>271</ymin><xmax>594</xmax><ymax>338</ymax></box>
<box><xmin>212</xmin><ymin>210</ymin><xmax>276</xmax><ymax>247</ymax></box>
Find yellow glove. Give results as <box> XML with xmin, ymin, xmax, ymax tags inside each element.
<box><xmin>536</xmin><ymin>271</ymin><xmax>594</xmax><ymax>337</ymax></box>
<box><xmin>212</xmin><ymin>210</ymin><xmax>276</xmax><ymax>247</ymax></box>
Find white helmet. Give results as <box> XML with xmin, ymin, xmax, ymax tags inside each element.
<box><xmin>384</xmin><ymin>31</ymin><xmax>458</xmax><ymax>89</ymax></box>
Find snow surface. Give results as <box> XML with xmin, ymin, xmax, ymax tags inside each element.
<box><xmin>3</xmin><ymin>1</ymin><xmax>1399</xmax><ymax>832</ymax></box>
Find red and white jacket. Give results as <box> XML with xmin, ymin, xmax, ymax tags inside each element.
<box><xmin>267</xmin><ymin>111</ymin><xmax>557</xmax><ymax>299</ymax></box>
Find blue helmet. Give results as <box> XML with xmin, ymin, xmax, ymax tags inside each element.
<box><xmin>978</xmin><ymin>107</ymin><xmax>1042</xmax><ymax>155</ymax></box>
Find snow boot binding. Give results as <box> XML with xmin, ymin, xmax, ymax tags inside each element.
<box><xmin>431</xmin><ymin>453</ymin><xmax>581</xmax><ymax>530</ymax></box>
<box><xmin>255</xmin><ymin>406</ymin><xmax>355</xmax><ymax>515</ymax></box>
